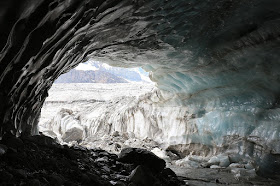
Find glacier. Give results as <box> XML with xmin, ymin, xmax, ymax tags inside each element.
<box><xmin>42</xmin><ymin>83</ymin><xmax>280</xmax><ymax>157</ymax></box>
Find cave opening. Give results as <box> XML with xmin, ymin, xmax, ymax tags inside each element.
<box><xmin>38</xmin><ymin>60</ymin><xmax>157</xmax><ymax>152</ymax></box>
<box><xmin>1</xmin><ymin>0</ymin><xmax>280</xmax><ymax>185</ymax></box>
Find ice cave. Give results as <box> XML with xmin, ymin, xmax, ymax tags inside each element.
<box><xmin>0</xmin><ymin>0</ymin><xmax>280</xmax><ymax>185</ymax></box>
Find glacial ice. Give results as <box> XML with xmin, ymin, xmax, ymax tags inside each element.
<box><xmin>40</xmin><ymin>81</ymin><xmax>280</xmax><ymax>165</ymax></box>
<box><xmin>39</xmin><ymin>75</ymin><xmax>280</xmax><ymax>178</ymax></box>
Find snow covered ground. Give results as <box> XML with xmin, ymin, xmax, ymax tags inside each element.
<box><xmin>44</xmin><ymin>82</ymin><xmax>154</xmax><ymax>102</ymax></box>
<box><xmin>39</xmin><ymin>83</ymin><xmax>155</xmax><ymax>131</ymax></box>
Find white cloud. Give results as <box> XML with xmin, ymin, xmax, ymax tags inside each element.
<box><xmin>75</xmin><ymin>63</ymin><xmax>99</xmax><ymax>71</ymax></box>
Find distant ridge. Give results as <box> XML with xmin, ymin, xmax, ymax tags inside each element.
<box><xmin>55</xmin><ymin>61</ymin><xmax>153</xmax><ymax>84</ymax></box>
<box><xmin>76</xmin><ymin>61</ymin><xmax>152</xmax><ymax>83</ymax></box>
<box><xmin>55</xmin><ymin>69</ymin><xmax>128</xmax><ymax>83</ymax></box>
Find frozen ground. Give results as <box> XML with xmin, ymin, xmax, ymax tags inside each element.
<box><xmin>39</xmin><ymin>83</ymin><xmax>278</xmax><ymax>186</ymax></box>
<box><xmin>39</xmin><ymin>83</ymin><xmax>154</xmax><ymax>126</ymax></box>
<box><xmin>43</xmin><ymin>82</ymin><xmax>154</xmax><ymax>102</ymax></box>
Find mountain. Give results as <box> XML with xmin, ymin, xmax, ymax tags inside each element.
<box><xmin>55</xmin><ymin>69</ymin><xmax>128</xmax><ymax>83</ymax></box>
<box><xmin>55</xmin><ymin>61</ymin><xmax>152</xmax><ymax>84</ymax></box>
<box><xmin>75</xmin><ymin>61</ymin><xmax>152</xmax><ymax>83</ymax></box>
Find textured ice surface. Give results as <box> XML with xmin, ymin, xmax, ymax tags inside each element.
<box><xmin>40</xmin><ymin>79</ymin><xmax>280</xmax><ymax>178</ymax></box>
<box><xmin>39</xmin><ymin>83</ymin><xmax>155</xmax><ymax>138</ymax></box>
<box><xmin>40</xmin><ymin>82</ymin><xmax>280</xmax><ymax>159</ymax></box>
<box><xmin>40</xmin><ymin>83</ymin><xmax>195</xmax><ymax>148</ymax></box>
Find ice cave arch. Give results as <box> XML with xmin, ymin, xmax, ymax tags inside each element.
<box><xmin>0</xmin><ymin>0</ymin><xmax>280</xmax><ymax>177</ymax></box>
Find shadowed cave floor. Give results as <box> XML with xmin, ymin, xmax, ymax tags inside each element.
<box><xmin>169</xmin><ymin>165</ymin><xmax>279</xmax><ymax>186</ymax></box>
<box><xmin>0</xmin><ymin>134</ymin><xmax>279</xmax><ymax>185</ymax></box>
<box><xmin>0</xmin><ymin>134</ymin><xmax>182</xmax><ymax>186</ymax></box>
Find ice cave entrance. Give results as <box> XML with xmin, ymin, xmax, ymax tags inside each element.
<box><xmin>38</xmin><ymin>60</ymin><xmax>155</xmax><ymax>149</ymax></box>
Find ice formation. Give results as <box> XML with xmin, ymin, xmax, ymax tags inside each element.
<box><xmin>41</xmin><ymin>82</ymin><xmax>280</xmax><ymax>158</ymax></box>
<box><xmin>40</xmin><ymin>81</ymin><xmax>279</xmax><ymax>178</ymax></box>
<box><xmin>0</xmin><ymin>0</ymin><xmax>280</xmax><ymax>178</ymax></box>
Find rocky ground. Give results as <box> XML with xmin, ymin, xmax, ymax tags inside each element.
<box><xmin>170</xmin><ymin>165</ymin><xmax>280</xmax><ymax>186</ymax></box>
<box><xmin>0</xmin><ymin>133</ymin><xmax>183</xmax><ymax>186</ymax></box>
<box><xmin>63</xmin><ymin>133</ymin><xmax>280</xmax><ymax>186</ymax></box>
<box><xmin>1</xmin><ymin>133</ymin><xmax>279</xmax><ymax>186</ymax></box>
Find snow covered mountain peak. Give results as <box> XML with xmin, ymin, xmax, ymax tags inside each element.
<box><xmin>73</xmin><ymin>61</ymin><xmax>153</xmax><ymax>83</ymax></box>
<box><xmin>75</xmin><ymin>62</ymin><xmax>99</xmax><ymax>71</ymax></box>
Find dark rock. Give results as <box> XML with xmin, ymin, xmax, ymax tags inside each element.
<box><xmin>49</xmin><ymin>174</ymin><xmax>65</xmax><ymax>186</ymax></box>
<box><xmin>80</xmin><ymin>173</ymin><xmax>90</xmax><ymax>183</ymax></box>
<box><xmin>0</xmin><ymin>131</ymin><xmax>181</xmax><ymax>185</ymax></box>
<box><xmin>5</xmin><ymin>151</ymin><xmax>23</xmax><ymax>164</ymax></box>
<box><xmin>24</xmin><ymin>135</ymin><xmax>56</xmax><ymax>147</ymax></box>
<box><xmin>115</xmin><ymin>143</ymin><xmax>121</xmax><ymax>151</ymax></box>
<box><xmin>257</xmin><ymin>153</ymin><xmax>280</xmax><ymax>179</ymax></box>
<box><xmin>128</xmin><ymin>183</ymin><xmax>136</xmax><ymax>186</ymax></box>
<box><xmin>73</xmin><ymin>145</ymin><xmax>88</xmax><ymax>151</ymax></box>
<box><xmin>29</xmin><ymin>142</ymin><xmax>39</xmax><ymax>152</ymax></box>
<box><xmin>87</xmin><ymin>173</ymin><xmax>111</xmax><ymax>186</ymax></box>
<box><xmin>101</xmin><ymin>174</ymin><xmax>109</xmax><ymax>180</ymax></box>
<box><xmin>55</xmin><ymin>146</ymin><xmax>77</xmax><ymax>161</ymax></box>
<box><xmin>65</xmin><ymin>149</ymin><xmax>78</xmax><ymax>160</ymax></box>
<box><xmin>64</xmin><ymin>181</ymin><xmax>78</xmax><ymax>186</ymax></box>
<box><xmin>95</xmin><ymin>156</ymin><xmax>109</xmax><ymax>163</ymax></box>
<box><xmin>2</xmin><ymin>135</ymin><xmax>24</xmax><ymax>151</ymax></box>
<box><xmin>162</xmin><ymin>168</ymin><xmax>177</xmax><ymax>177</ymax></box>
<box><xmin>99</xmin><ymin>151</ymin><xmax>110</xmax><ymax>157</ymax></box>
<box><xmin>118</xmin><ymin>148</ymin><xmax>166</xmax><ymax>172</ymax></box>
<box><xmin>102</xmin><ymin>166</ymin><xmax>111</xmax><ymax>173</ymax></box>
<box><xmin>228</xmin><ymin>154</ymin><xmax>242</xmax><ymax>163</ymax></box>
<box><xmin>13</xmin><ymin>169</ymin><xmax>27</xmax><ymax>179</ymax></box>
<box><xmin>114</xmin><ymin>181</ymin><xmax>126</xmax><ymax>186</ymax></box>
<box><xmin>112</xmin><ymin>131</ymin><xmax>120</xmax><ymax>137</ymax></box>
<box><xmin>44</xmin><ymin>158</ymin><xmax>59</xmax><ymax>171</ymax></box>
<box><xmin>129</xmin><ymin>165</ymin><xmax>156</xmax><ymax>186</ymax></box>
<box><xmin>0</xmin><ymin>144</ymin><xmax>8</xmax><ymax>155</ymax></box>
<box><xmin>0</xmin><ymin>171</ymin><xmax>13</xmax><ymax>182</ymax></box>
<box><xmin>166</xmin><ymin>150</ymin><xmax>181</xmax><ymax>161</ymax></box>
<box><xmin>110</xmin><ymin>154</ymin><xmax>118</xmax><ymax>160</ymax></box>
<box><xmin>29</xmin><ymin>179</ymin><xmax>41</xmax><ymax>186</ymax></box>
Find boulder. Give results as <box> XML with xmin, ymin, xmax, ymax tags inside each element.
<box><xmin>0</xmin><ymin>144</ymin><xmax>7</xmax><ymax>155</ymax></box>
<box><xmin>112</xmin><ymin>131</ymin><xmax>120</xmax><ymax>137</ymax></box>
<box><xmin>129</xmin><ymin>165</ymin><xmax>156</xmax><ymax>186</ymax></box>
<box><xmin>49</xmin><ymin>174</ymin><xmax>65</xmax><ymax>186</ymax></box>
<box><xmin>24</xmin><ymin>135</ymin><xmax>57</xmax><ymax>147</ymax></box>
<box><xmin>118</xmin><ymin>148</ymin><xmax>166</xmax><ymax>172</ymax></box>
<box><xmin>219</xmin><ymin>156</ymin><xmax>230</xmax><ymax>167</ymax></box>
<box><xmin>61</xmin><ymin>127</ymin><xmax>83</xmax><ymax>143</ymax></box>
<box><xmin>29</xmin><ymin>179</ymin><xmax>41</xmax><ymax>186</ymax></box>
<box><xmin>2</xmin><ymin>135</ymin><xmax>24</xmax><ymax>151</ymax></box>
<box><xmin>0</xmin><ymin>171</ymin><xmax>13</xmax><ymax>182</ymax></box>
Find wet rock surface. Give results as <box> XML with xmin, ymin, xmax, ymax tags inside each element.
<box><xmin>0</xmin><ymin>135</ymin><xmax>183</xmax><ymax>185</ymax></box>
<box><xmin>170</xmin><ymin>165</ymin><xmax>280</xmax><ymax>186</ymax></box>
<box><xmin>118</xmin><ymin>148</ymin><xmax>166</xmax><ymax>172</ymax></box>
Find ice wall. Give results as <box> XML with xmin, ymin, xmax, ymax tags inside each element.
<box><xmin>40</xmin><ymin>89</ymin><xmax>193</xmax><ymax>148</ymax></box>
<box><xmin>41</xmin><ymin>87</ymin><xmax>280</xmax><ymax>159</ymax></box>
<box><xmin>40</xmin><ymin>85</ymin><xmax>280</xmax><ymax>178</ymax></box>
